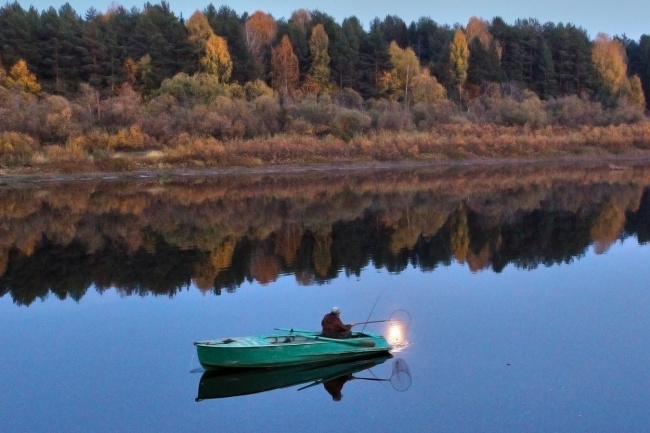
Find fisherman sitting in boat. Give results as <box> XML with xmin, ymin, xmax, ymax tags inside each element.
<box><xmin>321</xmin><ymin>307</ymin><xmax>354</xmax><ymax>338</ymax></box>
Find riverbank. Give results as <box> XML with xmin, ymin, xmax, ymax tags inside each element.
<box><xmin>3</xmin><ymin>123</ymin><xmax>650</xmax><ymax>180</ymax></box>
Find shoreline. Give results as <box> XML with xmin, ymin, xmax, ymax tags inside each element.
<box><xmin>3</xmin><ymin>153</ymin><xmax>650</xmax><ymax>184</ymax></box>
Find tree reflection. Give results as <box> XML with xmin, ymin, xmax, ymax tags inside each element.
<box><xmin>1</xmin><ymin>164</ymin><xmax>650</xmax><ymax>305</ymax></box>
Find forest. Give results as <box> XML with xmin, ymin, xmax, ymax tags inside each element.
<box><xmin>1</xmin><ymin>1</ymin><xmax>650</xmax><ymax>170</ymax></box>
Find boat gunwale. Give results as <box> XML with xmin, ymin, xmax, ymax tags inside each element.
<box><xmin>194</xmin><ymin>331</ymin><xmax>390</xmax><ymax>349</ymax></box>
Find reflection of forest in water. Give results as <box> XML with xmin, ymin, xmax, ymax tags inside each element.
<box><xmin>2</xmin><ymin>163</ymin><xmax>650</xmax><ymax>306</ymax></box>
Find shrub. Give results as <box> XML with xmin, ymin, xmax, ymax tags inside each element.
<box><xmin>40</xmin><ymin>95</ymin><xmax>76</xmax><ymax>144</ymax></box>
<box><xmin>0</xmin><ymin>132</ymin><xmax>38</xmax><ymax>166</ymax></box>
<box><xmin>607</xmin><ymin>99</ymin><xmax>645</xmax><ymax>125</ymax></box>
<box><xmin>0</xmin><ymin>88</ymin><xmax>39</xmax><ymax>136</ymax></box>
<box><xmin>285</xmin><ymin>99</ymin><xmax>337</xmax><ymax>135</ymax></box>
<box><xmin>140</xmin><ymin>94</ymin><xmax>180</xmax><ymax>142</ymax></box>
<box><xmin>244</xmin><ymin>79</ymin><xmax>274</xmax><ymax>101</ymax></box>
<box><xmin>228</xmin><ymin>82</ymin><xmax>246</xmax><ymax>99</ymax></box>
<box><xmin>486</xmin><ymin>93</ymin><xmax>548</xmax><ymax>127</ymax></box>
<box><xmin>330</xmin><ymin>109</ymin><xmax>371</xmax><ymax>141</ymax></box>
<box><xmin>252</xmin><ymin>95</ymin><xmax>282</xmax><ymax>136</ymax></box>
<box><xmin>377</xmin><ymin>101</ymin><xmax>414</xmax><ymax>131</ymax></box>
<box><xmin>332</xmin><ymin>88</ymin><xmax>363</xmax><ymax>110</ymax></box>
<box><xmin>100</xmin><ymin>84</ymin><xmax>142</xmax><ymax>133</ymax></box>
<box><xmin>164</xmin><ymin>134</ymin><xmax>226</xmax><ymax>164</ymax></box>
<box><xmin>546</xmin><ymin>95</ymin><xmax>605</xmax><ymax>126</ymax></box>
<box><xmin>157</xmin><ymin>72</ymin><xmax>229</xmax><ymax>107</ymax></box>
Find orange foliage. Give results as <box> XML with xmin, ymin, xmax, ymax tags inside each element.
<box><xmin>245</xmin><ymin>10</ymin><xmax>277</xmax><ymax>67</ymax></box>
<box><xmin>250</xmin><ymin>246</ymin><xmax>281</xmax><ymax>285</ymax></box>
<box><xmin>465</xmin><ymin>17</ymin><xmax>493</xmax><ymax>50</ymax></box>
<box><xmin>271</xmin><ymin>35</ymin><xmax>299</xmax><ymax>96</ymax></box>
<box><xmin>274</xmin><ymin>223</ymin><xmax>303</xmax><ymax>266</ymax></box>
<box><xmin>312</xmin><ymin>231</ymin><xmax>332</xmax><ymax>277</ymax></box>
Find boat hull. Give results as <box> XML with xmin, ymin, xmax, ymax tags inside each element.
<box><xmin>194</xmin><ymin>331</ymin><xmax>392</xmax><ymax>369</ymax></box>
<box><xmin>196</xmin><ymin>353</ymin><xmax>393</xmax><ymax>400</ymax></box>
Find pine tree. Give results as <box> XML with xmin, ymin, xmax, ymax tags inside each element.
<box><xmin>358</xmin><ymin>21</ymin><xmax>392</xmax><ymax>99</ymax></box>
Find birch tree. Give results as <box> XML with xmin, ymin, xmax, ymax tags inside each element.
<box><xmin>592</xmin><ymin>33</ymin><xmax>627</xmax><ymax>96</ymax></box>
<box><xmin>449</xmin><ymin>29</ymin><xmax>469</xmax><ymax>102</ymax></box>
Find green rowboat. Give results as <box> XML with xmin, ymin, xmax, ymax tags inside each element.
<box><xmin>194</xmin><ymin>329</ymin><xmax>392</xmax><ymax>369</ymax></box>
<box><xmin>196</xmin><ymin>353</ymin><xmax>392</xmax><ymax>400</ymax></box>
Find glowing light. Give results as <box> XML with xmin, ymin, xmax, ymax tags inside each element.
<box><xmin>388</xmin><ymin>325</ymin><xmax>402</xmax><ymax>343</ymax></box>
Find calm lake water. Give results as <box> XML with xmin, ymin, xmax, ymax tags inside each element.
<box><xmin>1</xmin><ymin>162</ymin><xmax>649</xmax><ymax>433</ymax></box>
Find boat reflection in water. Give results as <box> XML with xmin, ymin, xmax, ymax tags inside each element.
<box><xmin>195</xmin><ymin>354</ymin><xmax>411</xmax><ymax>401</ymax></box>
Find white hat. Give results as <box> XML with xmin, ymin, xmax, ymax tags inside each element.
<box><xmin>331</xmin><ymin>307</ymin><xmax>340</xmax><ymax>314</ymax></box>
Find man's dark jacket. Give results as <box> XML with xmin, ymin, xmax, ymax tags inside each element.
<box><xmin>321</xmin><ymin>312</ymin><xmax>352</xmax><ymax>337</ymax></box>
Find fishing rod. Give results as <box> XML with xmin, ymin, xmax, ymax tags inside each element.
<box><xmin>353</xmin><ymin>320</ymin><xmax>390</xmax><ymax>326</ymax></box>
<box><xmin>361</xmin><ymin>288</ymin><xmax>384</xmax><ymax>332</ymax></box>
<box><xmin>355</xmin><ymin>309</ymin><xmax>412</xmax><ymax>329</ymax></box>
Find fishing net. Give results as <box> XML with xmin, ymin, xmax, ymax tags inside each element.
<box><xmin>389</xmin><ymin>309</ymin><xmax>412</xmax><ymax>328</ymax></box>
<box><xmin>390</xmin><ymin>358</ymin><xmax>412</xmax><ymax>392</ymax></box>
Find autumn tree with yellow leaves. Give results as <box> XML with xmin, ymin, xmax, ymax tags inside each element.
<box><xmin>4</xmin><ymin>59</ymin><xmax>41</xmax><ymax>94</ymax></box>
<box><xmin>449</xmin><ymin>30</ymin><xmax>469</xmax><ymax>102</ymax></box>
<box><xmin>591</xmin><ymin>33</ymin><xmax>627</xmax><ymax>97</ymax></box>
<box><xmin>386</xmin><ymin>41</ymin><xmax>420</xmax><ymax>103</ymax></box>
<box><xmin>186</xmin><ymin>11</ymin><xmax>233</xmax><ymax>83</ymax></box>
<box><xmin>304</xmin><ymin>24</ymin><xmax>332</xmax><ymax>94</ymax></box>
<box><xmin>410</xmin><ymin>69</ymin><xmax>446</xmax><ymax>104</ymax></box>
<box><xmin>202</xmin><ymin>35</ymin><xmax>233</xmax><ymax>83</ymax></box>
<box><xmin>622</xmin><ymin>74</ymin><xmax>646</xmax><ymax>108</ymax></box>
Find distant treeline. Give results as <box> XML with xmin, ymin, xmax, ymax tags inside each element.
<box><xmin>1</xmin><ymin>2</ymin><xmax>650</xmax><ymax>169</ymax></box>
<box><xmin>1</xmin><ymin>2</ymin><xmax>649</xmax><ymax>102</ymax></box>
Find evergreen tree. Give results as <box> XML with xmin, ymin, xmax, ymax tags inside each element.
<box><xmin>537</xmin><ymin>41</ymin><xmax>557</xmax><ymax>98</ymax></box>
<box><xmin>338</xmin><ymin>16</ymin><xmax>364</xmax><ymax>90</ymax></box>
<box><xmin>408</xmin><ymin>17</ymin><xmax>453</xmax><ymax>88</ymax></box>
<box><xmin>490</xmin><ymin>17</ymin><xmax>524</xmax><ymax>83</ymax></box>
<box><xmin>204</xmin><ymin>5</ymin><xmax>258</xmax><ymax>83</ymax></box>
<box><xmin>624</xmin><ymin>34</ymin><xmax>650</xmax><ymax>108</ymax></box>
<box><xmin>358</xmin><ymin>20</ymin><xmax>392</xmax><ymax>99</ymax></box>
<box><xmin>36</xmin><ymin>4</ymin><xmax>83</xmax><ymax>93</ymax></box>
<box><xmin>0</xmin><ymin>2</ymin><xmax>40</xmax><ymax>73</ymax></box>
<box><xmin>129</xmin><ymin>2</ymin><xmax>193</xmax><ymax>89</ymax></box>
<box><xmin>380</xmin><ymin>15</ymin><xmax>409</xmax><ymax>48</ymax></box>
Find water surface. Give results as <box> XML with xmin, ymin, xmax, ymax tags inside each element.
<box><xmin>1</xmin><ymin>163</ymin><xmax>649</xmax><ymax>433</ymax></box>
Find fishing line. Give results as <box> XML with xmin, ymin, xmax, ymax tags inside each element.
<box><xmin>361</xmin><ymin>288</ymin><xmax>385</xmax><ymax>333</ymax></box>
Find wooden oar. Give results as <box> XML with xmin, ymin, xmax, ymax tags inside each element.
<box><xmin>272</xmin><ymin>328</ymin><xmax>377</xmax><ymax>347</ymax></box>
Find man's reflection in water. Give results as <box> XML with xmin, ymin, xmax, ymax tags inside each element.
<box><xmin>323</xmin><ymin>374</ymin><xmax>354</xmax><ymax>401</ymax></box>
